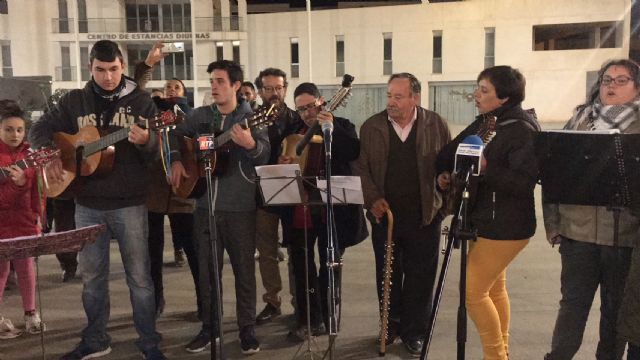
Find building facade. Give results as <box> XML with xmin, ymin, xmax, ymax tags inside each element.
<box><xmin>0</xmin><ymin>0</ymin><xmax>636</xmax><ymax>123</ymax></box>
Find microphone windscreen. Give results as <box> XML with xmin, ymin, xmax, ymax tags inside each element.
<box><xmin>462</xmin><ymin>134</ymin><xmax>483</xmax><ymax>145</ymax></box>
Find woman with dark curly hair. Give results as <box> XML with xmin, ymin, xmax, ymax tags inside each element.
<box><xmin>544</xmin><ymin>59</ymin><xmax>640</xmax><ymax>360</ymax></box>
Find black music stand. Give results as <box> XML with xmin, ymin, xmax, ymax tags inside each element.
<box><xmin>256</xmin><ymin>165</ymin><xmax>363</xmax><ymax>360</ymax></box>
<box><xmin>257</xmin><ymin>166</ymin><xmax>325</xmax><ymax>360</ymax></box>
<box><xmin>535</xmin><ymin>131</ymin><xmax>640</xmax><ymax>243</ymax></box>
<box><xmin>420</xmin><ymin>168</ymin><xmax>477</xmax><ymax>360</ymax></box>
<box><xmin>0</xmin><ymin>224</ymin><xmax>105</xmax><ymax>360</ymax></box>
<box><xmin>536</xmin><ymin>131</ymin><xmax>640</xmax><ymax>358</ymax></box>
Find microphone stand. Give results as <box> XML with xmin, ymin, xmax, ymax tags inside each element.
<box><xmin>203</xmin><ymin>154</ymin><xmax>225</xmax><ymax>360</ymax></box>
<box><xmin>321</xmin><ymin>128</ymin><xmax>341</xmax><ymax>360</ymax></box>
<box><xmin>420</xmin><ymin>167</ymin><xmax>476</xmax><ymax>360</ymax></box>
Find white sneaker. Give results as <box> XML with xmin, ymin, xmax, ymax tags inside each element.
<box><xmin>24</xmin><ymin>312</ymin><xmax>46</xmax><ymax>334</ymax></box>
<box><xmin>0</xmin><ymin>317</ymin><xmax>22</xmax><ymax>339</ymax></box>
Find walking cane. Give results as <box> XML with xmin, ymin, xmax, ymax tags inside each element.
<box><xmin>379</xmin><ymin>208</ymin><xmax>394</xmax><ymax>356</ymax></box>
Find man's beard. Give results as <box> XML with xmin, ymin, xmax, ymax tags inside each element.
<box><xmin>267</xmin><ymin>94</ymin><xmax>284</xmax><ymax>107</ymax></box>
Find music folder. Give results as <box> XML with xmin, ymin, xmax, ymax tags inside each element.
<box><xmin>255</xmin><ymin>164</ymin><xmax>302</xmax><ymax>205</ymax></box>
<box><xmin>316</xmin><ymin>176</ymin><xmax>364</xmax><ymax>205</ymax></box>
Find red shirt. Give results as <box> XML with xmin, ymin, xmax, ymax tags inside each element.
<box><xmin>0</xmin><ymin>141</ymin><xmax>41</xmax><ymax>239</ymax></box>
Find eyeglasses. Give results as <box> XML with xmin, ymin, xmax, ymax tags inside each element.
<box><xmin>601</xmin><ymin>75</ymin><xmax>633</xmax><ymax>86</ymax></box>
<box><xmin>262</xmin><ymin>86</ymin><xmax>285</xmax><ymax>93</ymax></box>
<box><xmin>296</xmin><ymin>101</ymin><xmax>318</xmax><ymax>114</ymax></box>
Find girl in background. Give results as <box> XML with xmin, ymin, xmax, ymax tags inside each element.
<box><xmin>0</xmin><ymin>99</ymin><xmax>45</xmax><ymax>338</ymax></box>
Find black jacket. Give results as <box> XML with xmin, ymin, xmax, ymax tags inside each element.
<box><xmin>280</xmin><ymin>116</ymin><xmax>368</xmax><ymax>248</ymax></box>
<box><xmin>437</xmin><ymin>104</ymin><xmax>540</xmax><ymax>240</ymax></box>
<box><xmin>29</xmin><ymin>78</ymin><xmax>158</xmax><ymax>210</ymax></box>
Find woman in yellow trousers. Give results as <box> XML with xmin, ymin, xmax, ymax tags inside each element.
<box><xmin>437</xmin><ymin>66</ymin><xmax>540</xmax><ymax>360</ymax></box>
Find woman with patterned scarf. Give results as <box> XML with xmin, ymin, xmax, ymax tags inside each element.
<box><xmin>544</xmin><ymin>59</ymin><xmax>640</xmax><ymax>360</ymax></box>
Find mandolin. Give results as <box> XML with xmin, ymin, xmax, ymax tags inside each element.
<box><xmin>0</xmin><ymin>147</ymin><xmax>60</xmax><ymax>181</ymax></box>
<box><xmin>43</xmin><ymin>108</ymin><xmax>182</xmax><ymax>198</ymax></box>
<box><xmin>172</xmin><ymin>104</ymin><xmax>279</xmax><ymax>199</ymax></box>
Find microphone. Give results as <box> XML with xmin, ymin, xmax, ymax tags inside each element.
<box><xmin>295</xmin><ymin>122</ymin><xmax>321</xmax><ymax>156</ymax></box>
<box><xmin>454</xmin><ymin>135</ymin><xmax>484</xmax><ymax>177</ymax></box>
<box><xmin>321</xmin><ymin>120</ymin><xmax>334</xmax><ymax>156</ymax></box>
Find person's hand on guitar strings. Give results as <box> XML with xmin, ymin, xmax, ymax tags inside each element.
<box><xmin>437</xmin><ymin>171</ymin><xmax>451</xmax><ymax>191</ymax></box>
<box><xmin>128</xmin><ymin>124</ymin><xmax>150</xmax><ymax>145</ymax></box>
<box><xmin>44</xmin><ymin>157</ymin><xmax>64</xmax><ymax>183</ymax></box>
<box><xmin>278</xmin><ymin>154</ymin><xmax>293</xmax><ymax>164</ymax></box>
<box><xmin>230</xmin><ymin>123</ymin><xmax>256</xmax><ymax>150</ymax></box>
<box><xmin>317</xmin><ymin>110</ymin><xmax>333</xmax><ymax>127</ymax></box>
<box><xmin>169</xmin><ymin>161</ymin><xmax>189</xmax><ymax>189</ymax></box>
<box><xmin>6</xmin><ymin>164</ymin><xmax>27</xmax><ymax>186</ymax></box>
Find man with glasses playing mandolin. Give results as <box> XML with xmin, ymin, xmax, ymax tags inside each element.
<box><xmin>279</xmin><ymin>82</ymin><xmax>367</xmax><ymax>341</ymax></box>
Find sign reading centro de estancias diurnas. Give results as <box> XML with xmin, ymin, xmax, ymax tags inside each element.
<box><xmin>85</xmin><ymin>33</ymin><xmax>211</xmax><ymax>41</ymax></box>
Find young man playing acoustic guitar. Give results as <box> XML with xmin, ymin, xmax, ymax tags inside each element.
<box><xmin>168</xmin><ymin>60</ymin><xmax>270</xmax><ymax>355</ymax></box>
<box><xmin>29</xmin><ymin>40</ymin><xmax>164</xmax><ymax>360</ymax></box>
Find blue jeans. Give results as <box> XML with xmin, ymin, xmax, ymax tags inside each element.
<box><xmin>75</xmin><ymin>204</ymin><xmax>160</xmax><ymax>352</ymax></box>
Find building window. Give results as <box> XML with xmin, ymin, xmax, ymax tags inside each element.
<box><xmin>2</xmin><ymin>44</ymin><xmax>12</xmax><ymax>77</ymax></box>
<box><xmin>216</xmin><ymin>42</ymin><xmax>224</xmax><ymax>61</ymax></box>
<box><xmin>58</xmin><ymin>0</ymin><xmax>69</xmax><ymax>33</ymax></box>
<box><xmin>484</xmin><ymin>27</ymin><xmax>495</xmax><ymax>69</ymax></box>
<box><xmin>291</xmin><ymin>37</ymin><xmax>299</xmax><ymax>78</ymax></box>
<box><xmin>533</xmin><ymin>22</ymin><xmax>621</xmax><ymax>51</ymax></box>
<box><xmin>60</xmin><ymin>45</ymin><xmax>72</xmax><ymax>81</ymax></box>
<box><xmin>80</xmin><ymin>46</ymin><xmax>90</xmax><ymax>81</ymax></box>
<box><xmin>336</xmin><ymin>35</ymin><xmax>345</xmax><ymax>77</ymax></box>
<box><xmin>0</xmin><ymin>0</ymin><xmax>8</xmax><ymax>15</ymax></box>
<box><xmin>433</xmin><ymin>31</ymin><xmax>442</xmax><ymax>74</ymax></box>
<box><xmin>383</xmin><ymin>32</ymin><xmax>392</xmax><ymax>75</ymax></box>
<box><xmin>78</xmin><ymin>0</ymin><xmax>87</xmax><ymax>33</ymax></box>
<box><xmin>161</xmin><ymin>3</ymin><xmax>191</xmax><ymax>32</ymax></box>
<box><xmin>232</xmin><ymin>41</ymin><xmax>240</xmax><ymax>64</ymax></box>
<box><xmin>123</xmin><ymin>1</ymin><xmax>190</xmax><ymax>33</ymax></box>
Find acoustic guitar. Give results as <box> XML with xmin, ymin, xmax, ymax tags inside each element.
<box><xmin>44</xmin><ymin>108</ymin><xmax>182</xmax><ymax>198</ymax></box>
<box><xmin>172</xmin><ymin>104</ymin><xmax>279</xmax><ymax>199</ymax></box>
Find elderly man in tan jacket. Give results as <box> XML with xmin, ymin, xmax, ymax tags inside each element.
<box><xmin>353</xmin><ymin>72</ymin><xmax>451</xmax><ymax>357</ymax></box>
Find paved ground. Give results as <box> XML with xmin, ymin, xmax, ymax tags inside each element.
<box><xmin>0</xmin><ymin>122</ymin><xmax>620</xmax><ymax>360</ymax></box>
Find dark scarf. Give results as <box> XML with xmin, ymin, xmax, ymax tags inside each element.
<box><xmin>92</xmin><ymin>77</ymin><xmax>126</xmax><ymax>102</ymax></box>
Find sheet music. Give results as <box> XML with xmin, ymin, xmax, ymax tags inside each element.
<box><xmin>316</xmin><ymin>176</ymin><xmax>364</xmax><ymax>205</ymax></box>
<box><xmin>255</xmin><ymin>164</ymin><xmax>302</xmax><ymax>205</ymax></box>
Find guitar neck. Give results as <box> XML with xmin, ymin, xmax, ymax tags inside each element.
<box><xmin>212</xmin><ymin>119</ymin><xmax>248</xmax><ymax>149</ymax></box>
<box><xmin>82</xmin><ymin>127</ymin><xmax>131</xmax><ymax>158</ymax></box>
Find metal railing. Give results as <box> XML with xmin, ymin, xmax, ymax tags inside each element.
<box><xmin>432</xmin><ymin>58</ymin><xmax>442</xmax><ymax>74</ymax></box>
<box><xmin>51</xmin><ymin>18</ymin><xmax>74</xmax><ymax>33</ymax></box>
<box><xmin>55</xmin><ymin>66</ymin><xmax>76</xmax><ymax>81</ymax></box>
<box><xmin>194</xmin><ymin>16</ymin><xmax>244</xmax><ymax>32</ymax></box>
<box><xmin>383</xmin><ymin>60</ymin><xmax>392</xmax><ymax>75</ymax></box>
<box><xmin>336</xmin><ymin>62</ymin><xmax>345</xmax><ymax>77</ymax></box>
<box><xmin>83</xmin><ymin>18</ymin><xmax>127</xmax><ymax>33</ymax></box>
<box><xmin>52</xmin><ymin>16</ymin><xmax>244</xmax><ymax>34</ymax></box>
